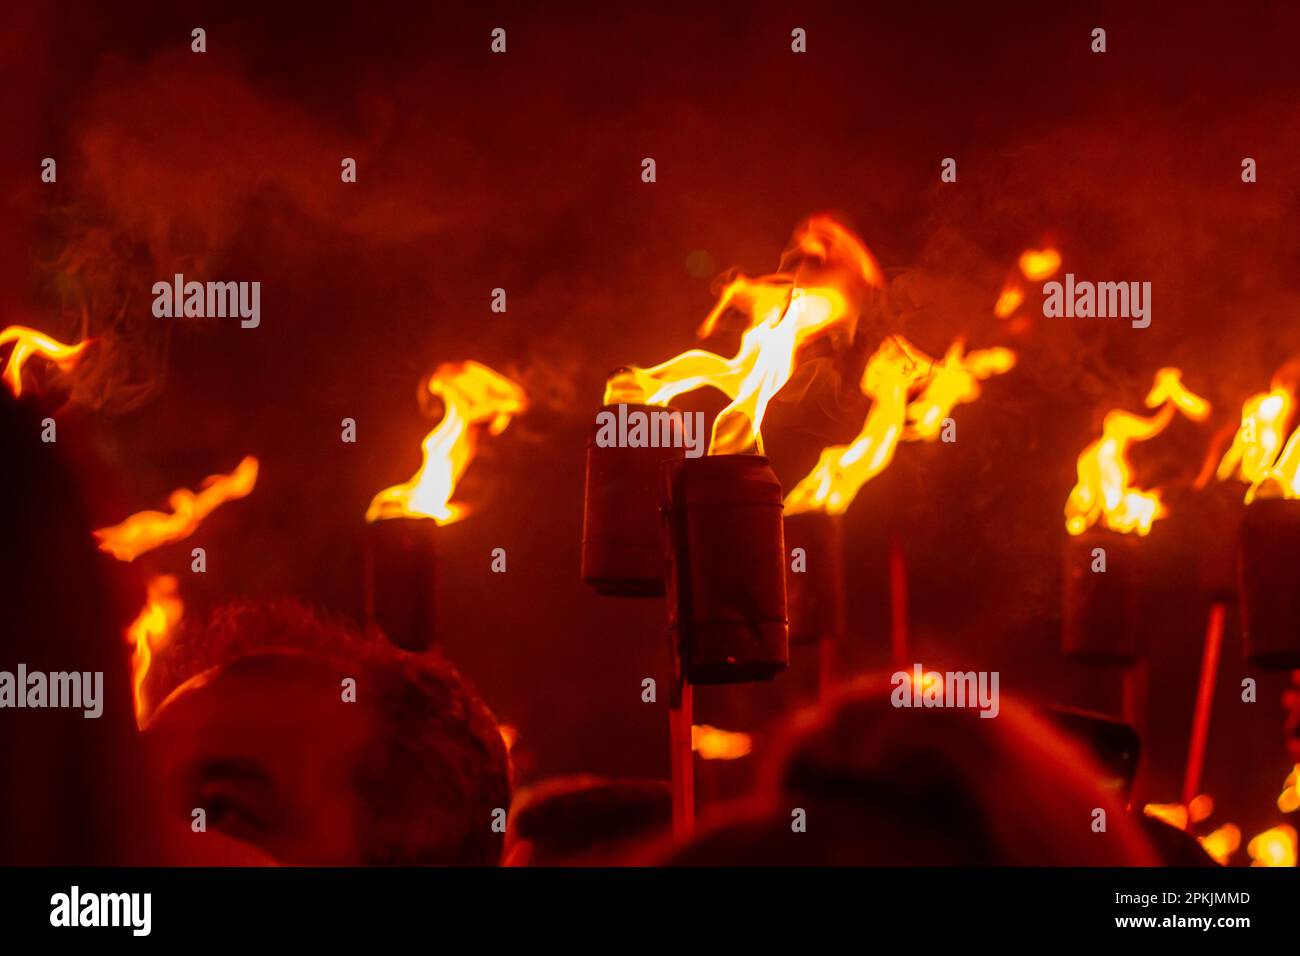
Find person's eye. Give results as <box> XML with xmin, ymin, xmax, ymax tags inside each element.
<box><xmin>195</xmin><ymin>786</ymin><xmax>267</xmax><ymax>842</ymax></box>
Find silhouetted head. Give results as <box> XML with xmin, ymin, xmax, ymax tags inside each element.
<box><xmin>662</xmin><ymin>673</ymin><xmax>1157</xmax><ymax>866</ymax></box>
<box><xmin>503</xmin><ymin>775</ymin><xmax>671</xmax><ymax>865</ymax></box>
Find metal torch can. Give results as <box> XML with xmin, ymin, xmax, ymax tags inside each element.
<box><xmin>363</xmin><ymin>517</ymin><xmax>437</xmax><ymax>652</ymax></box>
<box><xmin>581</xmin><ymin>403</ymin><xmax>686</xmax><ymax>597</ymax></box>
<box><xmin>1239</xmin><ymin>498</ymin><xmax>1300</xmax><ymax>669</ymax></box>
<box><xmin>1062</xmin><ymin>529</ymin><xmax>1141</xmax><ymax>665</ymax></box>
<box><xmin>663</xmin><ymin>454</ymin><xmax>789</xmax><ymax>684</ymax></box>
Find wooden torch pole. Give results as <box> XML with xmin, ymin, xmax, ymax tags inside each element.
<box><xmin>1181</xmin><ymin>601</ymin><xmax>1226</xmax><ymax>806</ymax></box>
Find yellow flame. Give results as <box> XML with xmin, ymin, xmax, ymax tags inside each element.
<box><xmin>125</xmin><ymin>575</ymin><xmax>183</xmax><ymax>730</ymax></box>
<box><xmin>1279</xmin><ymin>765</ymin><xmax>1300</xmax><ymax>814</ymax></box>
<box><xmin>1247</xmin><ymin>825</ymin><xmax>1297</xmax><ymax>867</ymax></box>
<box><xmin>0</xmin><ymin>326</ymin><xmax>88</xmax><ymax>397</ymax></box>
<box><xmin>1263</xmin><ymin>428</ymin><xmax>1300</xmax><ymax>500</ymax></box>
<box><xmin>1144</xmin><ymin>793</ymin><xmax>1214</xmax><ymax>834</ymax></box>
<box><xmin>902</xmin><ymin>667</ymin><xmax>944</xmax><ymax>696</ymax></box>
<box><xmin>94</xmin><ymin>457</ymin><xmax>259</xmax><ymax>561</ymax></box>
<box><xmin>691</xmin><ymin>724</ymin><xmax>753</xmax><ymax>760</ymax></box>
<box><xmin>784</xmin><ymin>338</ymin><xmax>927</xmax><ymax>515</ymax></box>
<box><xmin>1216</xmin><ymin>374</ymin><xmax>1296</xmax><ymax>503</ymax></box>
<box><xmin>367</xmin><ymin>361</ymin><xmax>527</xmax><ymax>524</ymax></box>
<box><xmin>785</xmin><ymin>337</ymin><xmax>1014</xmax><ymax>515</ymax></box>
<box><xmin>1065</xmin><ymin>369</ymin><xmax>1208</xmax><ymax>536</ymax></box>
<box><xmin>1019</xmin><ymin>248</ymin><xmax>1062</xmax><ymax>282</ymax></box>
<box><xmin>1198</xmin><ymin>824</ymin><xmax>1241</xmax><ymax>865</ymax></box>
<box><xmin>1146</xmin><ymin>367</ymin><xmax>1211</xmax><ymax>423</ymax></box>
<box><xmin>1143</xmin><ymin>802</ymin><xmax>1189</xmax><ymax>831</ymax></box>
<box><xmin>604</xmin><ymin>216</ymin><xmax>883</xmax><ymax>455</ymax></box>
<box><xmin>905</xmin><ymin>340</ymin><xmax>1016</xmax><ymax>441</ymax></box>
<box><xmin>993</xmin><ymin>285</ymin><xmax>1024</xmax><ymax>319</ymax></box>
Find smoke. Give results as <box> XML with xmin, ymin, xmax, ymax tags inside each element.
<box><xmin>72</xmin><ymin>53</ymin><xmax>455</xmax><ymax>262</ymax></box>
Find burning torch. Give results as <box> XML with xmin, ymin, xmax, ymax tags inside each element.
<box><xmin>365</xmin><ymin>360</ymin><xmax>526</xmax><ymax>651</ymax></box>
<box><xmin>1061</xmin><ymin>368</ymin><xmax>1210</xmax><ymax>800</ymax></box>
<box><xmin>784</xmin><ymin>335</ymin><xmax>1015</xmax><ymax>679</ymax></box>
<box><xmin>1216</xmin><ymin>361</ymin><xmax>1300</xmax><ymax>668</ymax></box>
<box><xmin>586</xmin><ymin>215</ymin><xmax>889</xmax><ymax>832</ymax></box>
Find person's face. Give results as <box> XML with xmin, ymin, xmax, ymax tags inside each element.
<box><xmin>145</xmin><ymin>653</ymin><xmax>376</xmax><ymax>865</ymax></box>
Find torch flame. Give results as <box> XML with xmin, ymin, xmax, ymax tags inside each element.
<box><xmin>94</xmin><ymin>457</ymin><xmax>259</xmax><ymax>561</ymax></box>
<box><xmin>905</xmin><ymin>340</ymin><xmax>1016</xmax><ymax>441</ymax></box>
<box><xmin>784</xmin><ymin>337</ymin><xmax>926</xmax><ymax>515</ymax></box>
<box><xmin>1064</xmin><ymin>368</ymin><xmax>1209</xmax><ymax>536</ymax></box>
<box><xmin>1143</xmin><ymin>794</ymin><xmax>1214</xmax><ymax>833</ymax></box>
<box><xmin>1198</xmin><ymin>824</ymin><xmax>1241</xmax><ymax>865</ymax></box>
<box><xmin>1018</xmin><ymin>248</ymin><xmax>1062</xmax><ymax>282</ymax></box>
<box><xmin>499</xmin><ymin>724</ymin><xmax>519</xmax><ymax>753</ymax></box>
<box><xmin>1279</xmin><ymin>765</ymin><xmax>1300</xmax><ymax>814</ymax></box>
<box><xmin>691</xmin><ymin>724</ymin><xmax>753</xmax><ymax>760</ymax></box>
<box><xmin>366</xmin><ymin>361</ymin><xmax>527</xmax><ymax>524</ymax></box>
<box><xmin>784</xmin><ymin>337</ymin><xmax>1014</xmax><ymax>516</ymax></box>
<box><xmin>994</xmin><ymin>246</ymin><xmax>1060</xmax><ymax>320</ymax></box>
<box><xmin>125</xmin><ymin>574</ymin><xmax>183</xmax><ymax>730</ymax></box>
<box><xmin>1143</xmin><ymin>802</ymin><xmax>1190</xmax><ymax>831</ymax></box>
<box><xmin>0</xmin><ymin>325</ymin><xmax>88</xmax><ymax>397</ymax></box>
<box><xmin>1247</xmin><ymin>824</ymin><xmax>1297</xmax><ymax>867</ymax></box>
<box><xmin>993</xmin><ymin>286</ymin><xmax>1024</xmax><ymax>319</ymax></box>
<box><xmin>1217</xmin><ymin>365</ymin><xmax>1300</xmax><ymax>502</ymax></box>
<box><xmin>1188</xmin><ymin>793</ymin><xmax>1215</xmax><ymax>823</ymax></box>
<box><xmin>604</xmin><ymin>215</ymin><xmax>883</xmax><ymax>455</ymax></box>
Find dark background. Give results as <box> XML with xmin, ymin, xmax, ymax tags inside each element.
<box><xmin>4</xmin><ymin>1</ymin><xmax>1300</xmax><ymax>847</ymax></box>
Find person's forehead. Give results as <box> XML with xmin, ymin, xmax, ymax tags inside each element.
<box><xmin>149</xmin><ymin>652</ymin><xmax>377</xmax><ymax>747</ymax></box>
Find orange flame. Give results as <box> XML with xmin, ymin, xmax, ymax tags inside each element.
<box><xmin>367</xmin><ymin>361</ymin><xmax>527</xmax><ymax>524</ymax></box>
<box><xmin>993</xmin><ymin>246</ymin><xmax>1060</xmax><ymax>320</ymax></box>
<box><xmin>784</xmin><ymin>337</ymin><xmax>1014</xmax><ymax>515</ymax></box>
<box><xmin>1018</xmin><ymin>248</ymin><xmax>1062</xmax><ymax>282</ymax></box>
<box><xmin>1064</xmin><ymin>368</ymin><xmax>1209</xmax><ymax>536</ymax></box>
<box><xmin>993</xmin><ymin>286</ymin><xmax>1024</xmax><ymax>319</ymax></box>
<box><xmin>1188</xmin><ymin>793</ymin><xmax>1215</xmax><ymax>823</ymax></box>
<box><xmin>1143</xmin><ymin>802</ymin><xmax>1190</xmax><ymax>831</ymax></box>
<box><xmin>898</xmin><ymin>666</ymin><xmax>944</xmax><ymax>696</ymax></box>
<box><xmin>1198</xmin><ymin>824</ymin><xmax>1241</xmax><ymax>865</ymax></box>
<box><xmin>125</xmin><ymin>574</ymin><xmax>183</xmax><ymax>730</ymax></box>
<box><xmin>0</xmin><ymin>325</ymin><xmax>88</xmax><ymax>397</ymax></box>
<box><xmin>499</xmin><ymin>724</ymin><xmax>519</xmax><ymax>753</ymax></box>
<box><xmin>1279</xmin><ymin>765</ymin><xmax>1300</xmax><ymax>814</ymax></box>
<box><xmin>605</xmin><ymin>216</ymin><xmax>883</xmax><ymax>455</ymax></box>
<box><xmin>1143</xmin><ymin>793</ymin><xmax>1214</xmax><ymax>833</ymax></box>
<box><xmin>94</xmin><ymin>457</ymin><xmax>259</xmax><ymax>561</ymax></box>
<box><xmin>1217</xmin><ymin>365</ymin><xmax>1300</xmax><ymax>502</ymax></box>
<box><xmin>691</xmin><ymin>724</ymin><xmax>753</xmax><ymax>760</ymax></box>
<box><xmin>1247</xmin><ymin>824</ymin><xmax>1297</xmax><ymax>867</ymax></box>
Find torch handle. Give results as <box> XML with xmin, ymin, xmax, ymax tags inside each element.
<box><xmin>669</xmin><ymin>680</ymin><xmax>695</xmax><ymax>838</ymax></box>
